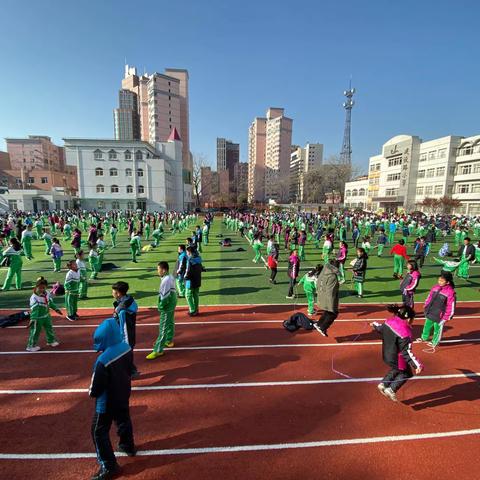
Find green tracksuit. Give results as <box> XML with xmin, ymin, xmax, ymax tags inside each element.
<box><xmin>152</xmin><ymin>275</ymin><xmax>177</xmax><ymax>353</ymax></box>
<box><xmin>21</xmin><ymin>230</ymin><xmax>33</xmax><ymax>259</ymax></box>
<box><xmin>27</xmin><ymin>292</ymin><xmax>60</xmax><ymax>348</ymax></box>
<box><xmin>88</xmin><ymin>251</ymin><xmax>100</xmax><ymax>279</ymax></box>
<box><xmin>152</xmin><ymin>229</ymin><xmax>162</xmax><ymax>247</ymax></box>
<box><xmin>1</xmin><ymin>247</ymin><xmax>23</xmax><ymax>290</ymax></box>
<box><xmin>42</xmin><ymin>233</ymin><xmax>52</xmax><ymax>255</ymax></box>
<box><xmin>64</xmin><ymin>270</ymin><xmax>80</xmax><ymax>318</ymax></box>
<box><xmin>202</xmin><ymin>225</ymin><xmax>209</xmax><ymax>245</ymax></box>
<box><xmin>110</xmin><ymin>227</ymin><xmax>117</xmax><ymax>248</ymax></box>
<box><xmin>252</xmin><ymin>240</ymin><xmax>263</xmax><ymax>263</ymax></box>
<box><xmin>130</xmin><ymin>235</ymin><xmax>141</xmax><ymax>262</ymax></box>
<box><xmin>299</xmin><ymin>273</ymin><xmax>317</xmax><ymax>314</ymax></box>
<box><xmin>145</xmin><ymin>223</ymin><xmax>151</xmax><ymax>241</ymax></box>
<box><xmin>77</xmin><ymin>259</ymin><xmax>88</xmax><ymax>298</ymax></box>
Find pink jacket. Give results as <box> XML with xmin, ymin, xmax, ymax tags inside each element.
<box><xmin>424</xmin><ymin>284</ymin><xmax>456</xmax><ymax>323</ymax></box>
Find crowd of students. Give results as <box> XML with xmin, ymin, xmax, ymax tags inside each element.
<box><xmin>0</xmin><ymin>208</ymin><xmax>478</xmax><ymax>479</ymax></box>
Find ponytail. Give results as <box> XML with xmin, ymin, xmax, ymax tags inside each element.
<box><xmin>387</xmin><ymin>303</ymin><xmax>415</xmax><ymax>322</ymax></box>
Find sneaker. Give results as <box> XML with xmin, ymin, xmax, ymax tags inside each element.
<box><xmin>26</xmin><ymin>346</ymin><xmax>41</xmax><ymax>352</ymax></box>
<box><xmin>383</xmin><ymin>387</ymin><xmax>398</xmax><ymax>402</ymax></box>
<box><xmin>91</xmin><ymin>464</ymin><xmax>120</xmax><ymax>480</ymax></box>
<box><xmin>146</xmin><ymin>351</ymin><xmax>164</xmax><ymax>360</ymax></box>
<box><xmin>377</xmin><ymin>383</ymin><xmax>386</xmax><ymax>393</ymax></box>
<box><xmin>47</xmin><ymin>341</ymin><xmax>60</xmax><ymax>347</ymax></box>
<box><xmin>165</xmin><ymin>341</ymin><xmax>175</xmax><ymax>348</ymax></box>
<box><xmin>357</xmin><ymin>295</ymin><xmax>363</xmax><ymax>298</ymax></box>
<box><xmin>415</xmin><ymin>337</ymin><xmax>425</xmax><ymax>342</ymax></box>
<box><xmin>313</xmin><ymin>324</ymin><xmax>328</xmax><ymax>336</ymax></box>
<box><xmin>190</xmin><ymin>311</ymin><xmax>199</xmax><ymax>317</ymax></box>
<box><xmin>117</xmin><ymin>444</ymin><xmax>137</xmax><ymax>457</ymax></box>
<box><xmin>427</xmin><ymin>341</ymin><xmax>436</xmax><ymax>347</ymax></box>
<box><xmin>66</xmin><ymin>316</ymin><xmax>76</xmax><ymax>322</ymax></box>
<box><xmin>285</xmin><ymin>295</ymin><xmax>294</xmax><ymax>299</ymax></box>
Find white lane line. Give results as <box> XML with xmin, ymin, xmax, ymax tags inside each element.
<box><xmin>1</xmin><ymin>337</ymin><xmax>479</xmax><ymax>355</ymax></box>
<box><xmin>1</xmin><ymin>427</ymin><xmax>480</xmax><ymax>459</ymax></box>
<box><xmin>1</xmin><ymin>372</ymin><xmax>479</xmax><ymax>395</ymax></box>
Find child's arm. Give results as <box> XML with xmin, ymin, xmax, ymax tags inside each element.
<box><xmin>47</xmin><ymin>295</ymin><xmax>62</xmax><ymax>315</ymax></box>
<box><xmin>398</xmin><ymin>337</ymin><xmax>423</xmax><ymax>374</ymax></box>
<box><xmin>432</xmin><ymin>257</ymin><xmax>446</xmax><ymax>266</ymax></box>
<box><xmin>89</xmin><ymin>362</ymin><xmax>108</xmax><ymax>398</ymax></box>
<box><xmin>370</xmin><ymin>321</ymin><xmax>383</xmax><ymax>333</ymax></box>
<box><xmin>442</xmin><ymin>291</ymin><xmax>456</xmax><ymax>323</ymax></box>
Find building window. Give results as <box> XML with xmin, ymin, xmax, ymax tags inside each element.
<box><xmin>418</xmin><ymin>170</ymin><xmax>425</xmax><ymax>178</ymax></box>
<box><xmin>111</xmin><ymin>185</ymin><xmax>119</xmax><ymax>193</ymax></box>
<box><xmin>387</xmin><ymin>173</ymin><xmax>401</xmax><ymax>182</ymax></box>
<box><xmin>438</xmin><ymin>148</ymin><xmax>447</xmax><ymax>158</ymax></box>
<box><xmin>474</xmin><ymin>164</ymin><xmax>480</xmax><ymax>174</ymax></box>
<box><xmin>359</xmin><ymin>188</ymin><xmax>366</xmax><ymax>196</ymax></box>
<box><xmin>471</xmin><ymin>184</ymin><xmax>480</xmax><ymax>193</ymax></box>
<box><xmin>15</xmin><ymin>178</ymin><xmax>22</xmax><ymax>186</ymax></box>
<box><xmin>387</xmin><ymin>156</ymin><xmax>402</xmax><ymax>167</ymax></box>
<box><xmin>127</xmin><ymin>201</ymin><xmax>134</xmax><ymax>210</ymax></box>
<box><xmin>96</xmin><ymin>184</ymin><xmax>105</xmax><ymax>193</ymax></box>
<box><xmin>416</xmin><ymin>186</ymin><xmax>424</xmax><ymax>195</ymax></box>
<box><xmin>138</xmin><ymin>185</ymin><xmax>145</xmax><ymax>194</ymax></box>
<box><xmin>428</xmin><ymin>151</ymin><xmax>437</xmax><ymax>160</ymax></box>
<box><xmin>434</xmin><ymin>185</ymin><xmax>443</xmax><ymax>194</ymax></box>
<box><xmin>135</xmin><ymin>151</ymin><xmax>143</xmax><ymax>160</ymax></box>
<box><xmin>125</xmin><ymin>168</ymin><xmax>132</xmax><ymax>177</ymax></box>
<box><xmin>97</xmin><ymin>201</ymin><xmax>105</xmax><ymax>209</ymax></box>
<box><xmin>8</xmin><ymin>200</ymin><xmax>17</xmax><ymax>210</ymax></box>
<box><xmin>108</xmin><ymin>149</ymin><xmax>117</xmax><ymax>160</ymax></box>
<box><xmin>458</xmin><ymin>145</ymin><xmax>473</xmax><ymax>156</ymax></box>
<box><xmin>28</xmin><ymin>177</ymin><xmax>35</xmax><ymax>184</ymax></box>
<box><xmin>109</xmin><ymin>168</ymin><xmax>118</xmax><ymax>176</ymax></box>
<box><xmin>125</xmin><ymin>150</ymin><xmax>132</xmax><ymax>160</ymax></box>
<box><xmin>425</xmin><ymin>186</ymin><xmax>433</xmax><ymax>195</ymax></box>
<box><xmin>94</xmin><ymin>149</ymin><xmax>103</xmax><ymax>160</ymax></box>
<box><xmin>41</xmin><ymin>177</ymin><xmax>48</xmax><ymax>184</ymax></box>
<box><xmin>345</xmin><ymin>190</ymin><xmax>351</xmax><ymax>197</ymax></box>
<box><xmin>436</xmin><ymin>167</ymin><xmax>445</xmax><ymax>177</ymax></box>
<box><xmin>112</xmin><ymin>201</ymin><xmax>120</xmax><ymax>209</ymax></box>
<box><xmin>469</xmin><ymin>204</ymin><xmax>480</xmax><ymax>214</ymax></box>
<box><xmin>137</xmin><ymin>168</ymin><xmax>144</xmax><ymax>177</ymax></box>
<box><xmin>426</xmin><ymin>168</ymin><xmax>435</xmax><ymax>178</ymax></box>
<box><xmin>55</xmin><ymin>200</ymin><xmax>61</xmax><ymax>210</ymax></box>
<box><xmin>126</xmin><ymin>185</ymin><xmax>133</xmax><ymax>193</ymax></box>
<box><xmin>419</xmin><ymin>153</ymin><xmax>427</xmax><ymax>162</ymax></box>
<box><xmin>385</xmin><ymin>188</ymin><xmax>398</xmax><ymax>196</ymax></box>
<box><xmin>351</xmin><ymin>189</ymin><xmax>358</xmax><ymax>197</ymax></box>
<box><xmin>458</xmin><ymin>184</ymin><xmax>470</xmax><ymax>194</ymax></box>
<box><xmin>460</xmin><ymin>164</ymin><xmax>472</xmax><ymax>175</ymax></box>
<box><xmin>95</xmin><ymin>167</ymin><xmax>104</xmax><ymax>176</ymax></box>
<box><xmin>447</xmin><ymin>185</ymin><xmax>454</xmax><ymax>194</ymax></box>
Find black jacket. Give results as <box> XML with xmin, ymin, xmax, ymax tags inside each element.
<box><xmin>458</xmin><ymin>243</ymin><xmax>475</xmax><ymax>262</ymax></box>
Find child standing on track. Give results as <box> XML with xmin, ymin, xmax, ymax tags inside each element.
<box><xmin>314</xmin><ymin>260</ymin><xmax>339</xmax><ymax>336</ymax></box>
<box><xmin>42</xmin><ymin>228</ymin><xmax>52</xmax><ymax>255</ymax></box>
<box><xmin>184</xmin><ymin>247</ymin><xmax>203</xmax><ymax>316</ymax></box>
<box><xmin>65</xmin><ymin>260</ymin><xmax>80</xmax><ymax>322</ymax></box>
<box><xmin>298</xmin><ymin>266</ymin><xmax>319</xmax><ymax>316</ymax></box>
<box><xmin>418</xmin><ymin>272</ymin><xmax>456</xmax><ymax>347</ymax></box>
<box><xmin>76</xmin><ymin>250</ymin><xmax>88</xmax><ymax>299</ymax></box>
<box><xmin>26</xmin><ymin>277</ymin><xmax>62</xmax><ymax>352</ymax></box>
<box><xmin>400</xmin><ymin>260</ymin><xmax>421</xmax><ymax>308</ymax></box>
<box><xmin>130</xmin><ymin>231</ymin><xmax>141</xmax><ymax>263</ymax></box>
<box><xmin>371</xmin><ymin>304</ymin><xmax>423</xmax><ymax>402</ymax></box>
<box><xmin>146</xmin><ymin>261</ymin><xmax>177</xmax><ymax>360</ymax></box>
<box><xmin>89</xmin><ymin>243</ymin><xmax>100</xmax><ymax>279</ymax></box>
<box><xmin>252</xmin><ymin>234</ymin><xmax>264</xmax><ymax>264</ymax></box>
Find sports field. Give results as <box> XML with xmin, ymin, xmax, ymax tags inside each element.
<box><xmin>0</xmin><ymin>217</ymin><xmax>478</xmax><ymax>309</ymax></box>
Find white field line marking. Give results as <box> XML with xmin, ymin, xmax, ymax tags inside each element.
<box><xmin>1</xmin><ymin>372</ymin><xmax>479</xmax><ymax>395</ymax></box>
<box><xmin>5</xmin><ymin>315</ymin><xmax>480</xmax><ymax>329</ymax></box>
<box><xmin>1</xmin><ymin>428</ymin><xmax>480</xmax><ymax>459</ymax></box>
<box><xmin>1</xmin><ymin>337</ymin><xmax>479</xmax><ymax>355</ymax></box>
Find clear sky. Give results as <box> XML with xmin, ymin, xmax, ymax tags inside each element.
<box><xmin>1</xmin><ymin>0</ymin><xmax>478</xmax><ymax>172</ymax></box>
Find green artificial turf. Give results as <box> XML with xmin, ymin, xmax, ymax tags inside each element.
<box><xmin>0</xmin><ymin>218</ymin><xmax>478</xmax><ymax>310</ymax></box>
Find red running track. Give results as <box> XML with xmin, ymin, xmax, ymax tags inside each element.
<box><xmin>1</xmin><ymin>303</ymin><xmax>480</xmax><ymax>479</ymax></box>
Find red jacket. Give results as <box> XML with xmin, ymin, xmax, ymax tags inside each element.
<box><xmin>390</xmin><ymin>244</ymin><xmax>409</xmax><ymax>260</ymax></box>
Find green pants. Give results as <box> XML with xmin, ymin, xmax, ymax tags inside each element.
<box><xmin>338</xmin><ymin>263</ymin><xmax>345</xmax><ymax>283</ymax></box>
<box><xmin>354</xmin><ymin>280</ymin><xmax>364</xmax><ymax>296</ymax></box>
<box><xmin>176</xmin><ymin>277</ymin><xmax>185</xmax><ymax>297</ymax></box>
<box><xmin>421</xmin><ymin>318</ymin><xmax>444</xmax><ymax>346</ymax></box>
<box><xmin>44</xmin><ymin>241</ymin><xmax>52</xmax><ymax>255</ymax></box>
<box><xmin>186</xmin><ymin>287</ymin><xmax>200</xmax><ymax>313</ymax></box>
<box><xmin>253</xmin><ymin>247</ymin><xmax>262</xmax><ymax>263</ymax></box>
<box><xmin>65</xmin><ymin>292</ymin><xmax>78</xmax><ymax>317</ymax></box>
<box><xmin>2</xmin><ymin>266</ymin><xmax>22</xmax><ymax>290</ymax></box>
<box><xmin>153</xmin><ymin>308</ymin><xmax>176</xmax><ymax>353</ymax></box>
<box><xmin>388</xmin><ymin>232</ymin><xmax>395</xmax><ymax>244</ymax></box>
<box><xmin>305</xmin><ymin>290</ymin><xmax>315</xmax><ymax>314</ymax></box>
<box><xmin>203</xmin><ymin>235</ymin><xmax>208</xmax><ymax>245</ymax></box>
<box><xmin>457</xmin><ymin>259</ymin><xmax>470</xmax><ymax>279</ymax></box>
<box><xmin>393</xmin><ymin>254</ymin><xmax>404</xmax><ymax>275</ymax></box>
<box><xmin>377</xmin><ymin>244</ymin><xmax>384</xmax><ymax>256</ymax></box>
<box><xmin>27</xmin><ymin>315</ymin><xmax>57</xmax><ymax>348</ymax></box>
<box><xmin>89</xmin><ymin>259</ymin><xmax>99</xmax><ymax>279</ymax></box>
<box><xmin>79</xmin><ymin>275</ymin><xmax>88</xmax><ymax>298</ymax></box>
<box><xmin>53</xmin><ymin>258</ymin><xmax>61</xmax><ymax>272</ymax></box>
<box><xmin>111</xmin><ymin>234</ymin><xmax>117</xmax><ymax>248</ymax></box>
<box><xmin>131</xmin><ymin>246</ymin><xmax>139</xmax><ymax>262</ymax></box>
<box><xmin>23</xmin><ymin>242</ymin><xmax>33</xmax><ymax>259</ymax></box>
<box><xmin>299</xmin><ymin>245</ymin><xmax>305</xmax><ymax>261</ymax></box>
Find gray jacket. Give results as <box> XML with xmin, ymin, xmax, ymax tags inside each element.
<box><xmin>316</xmin><ymin>263</ymin><xmax>340</xmax><ymax>313</ymax></box>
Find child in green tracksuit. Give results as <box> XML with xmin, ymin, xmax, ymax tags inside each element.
<box><xmin>42</xmin><ymin>229</ymin><xmax>52</xmax><ymax>255</ymax></box>
<box><xmin>1</xmin><ymin>237</ymin><xmax>24</xmax><ymax>291</ymax></box>
<box><xmin>432</xmin><ymin>257</ymin><xmax>468</xmax><ymax>276</ymax></box>
<box><xmin>298</xmin><ymin>268</ymin><xmax>318</xmax><ymax>316</ymax></box>
<box><xmin>202</xmin><ymin>223</ymin><xmax>209</xmax><ymax>246</ymax></box>
<box><xmin>21</xmin><ymin>225</ymin><xmax>34</xmax><ymax>260</ymax></box>
<box><xmin>146</xmin><ymin>261</ymin><xmax>177</xmax><ymax>360</ymax></box>
<box><xmin>26</xmin><ymin>277</ymin><xmax>62</xmax><ymax>352</ymax></box>
<box><xmin>50</xmin><ymin>238</ymin><xmax>63</xmax><ymax>272</ymax></box>
<box><xmin>65</xmin><ymin>260</ymin><xmax>80</xmax><ymax>321</ymax></box>
<box><xmin>76</xmin><ymin>250</ymin><xmax>88</xmax><ymax>299</ymax></box>
<box><xmin>88</xmin><ymin>244</ymin><xmax>100</xmax><ymax>279</ymax></box>
<box><xmin>130</xmin><ymin>231</ymin><xmax>141</xmax><ymax>263</ymax></box>
<box><xmin>96</xmin><ymin>234</ymin><xmax>106</xmax><ymax>272</ymax></box>
<box><xmin>152</xmin><ymin>227</ymin><xmax>162</xmax><ymax>247</ymax></box>
<box><xmin>252</xmin><ymin>236</ymin><xmax>264</xmax><ymax>263</ymax></box>
<box><xmin>110</xmin><ymin>224</ymin><xmax>118</xmax><ymax>248</ymax></box>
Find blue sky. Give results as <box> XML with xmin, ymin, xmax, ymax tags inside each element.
<box><xmin>0</xmin><ymin>0</ymin><xmax>478</xmax><ymax>172</ymax></box>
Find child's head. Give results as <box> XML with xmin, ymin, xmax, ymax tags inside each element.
<box><xmin>10</xmin><ymin>237</ymin><xmax>21</xmax><ymax>250</ymax></box>
<box><xmin>186</xmin><ymin>246</ymin><xmax>194</xmax><ymax>257</ymax></box>
<box><xmin>407</xmin><ymin>260</ymin><xmax>418</xmax><ymax>271</ymax></box>
<box><xmin>438</xmin><ymin>272</ymin><xmax>454</xmax><ymax>288</ymax></box>
<box><xmin>387</xmin><ymin>303</ymin><xmax>416</xmax><ymax>324</ymax></box>
<box><xmin>34</xmin><ymin>276</ymin><xmax>48</xmax><ymax>295</ymax></box>
<box><xmin>90</xmin><ymin>243</ymin><xmax>97</xmax><ymax>250</ymax></box>
<box><xmin>157</xmin><ymin>261</ymin><xmax>169</xmax><ymax>276</ymax></box>
<box><xmin>178</xmin><ymin>244</ymin><xmax>186</xmax><ymax>254</ymax></box>
<box><xmin>76</xmin><ymin>250</ymin><xmax>84</xmax><ymax>260</ymax></box>
<box><xmin>339</xmin><ymin>240</ymin><xmax>347</xmax><ymax>249</ymax></box>
<box><xmin>186</xmin><ymin>237</ymin><xmax>192</xmax><ymax>244</ymax></box>
<box><xmin>67</xmin><ymin>259</ymin><xmax>78</xmax><ymax>271</ymax></box>
<box><xmin>356</xmin><ymin>247</ymin><xmax>365</xmax><ymax>257</ymax></box>
<box><xmin>291</xmin><ymin>249</ymin><xmax>298</xmax><ymax>257</ymax></box>
<box><xmin>112</xmin><ymin>281</ymin><xmax>129</xmax><ymax>300</ymax></box>
<box><xmin>398</xmin><ymin>239</ymin><xmax>405</xmax><ymax>245</ymax></box>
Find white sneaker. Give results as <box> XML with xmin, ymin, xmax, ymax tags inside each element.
<box><xmin>416</xmin><ymin>338</ymin><xmax>424</xmax><ymax>342</ymax></box>
<box><xmin>377</xmin><ymin>383</ymin><xmax>386</xmax><ymax>393</ymax></box>
<box><xmin>26</xmin><ymin>346</ymin><xmax>41</xmax><ymax>352</ymax></box>
<box><xmin>48</xmin><ymin>341</ymin><xmax>60</xmax><ymax>347</ymax></box>
<box><xmin>66</xmin><ymin>316</ymin><xmax>75</xmax><ymax>322</ymax></box>
<box><xmin>383</xmin><ymin>387</ymin><xmax>398</xmax><ymax>402</ymax></box>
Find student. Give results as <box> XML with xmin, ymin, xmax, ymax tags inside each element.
<box><xmin>202</xmin><ymin>222</ymin><xmax>209</xmax><ymax>246</ymax></box>
<box><xmin>400</xmin><ymin>260</ymin><xmax>421</xmax><ymax>308</ymax></box>
<box><xmin>65</xmin><ymin>260</ymin><xmax>80</xmax><ymax>322</ymax></box>
<box><xmin>371</xmin><ymin>304</ymin><xmax>423</xmax><ymax>402</ymax></box>
<box><xmin>390</xmin><ymin>239</ymin><xmax>409</xmax><ymax>279</ymax></box>
<box><xmin>89</xmin><ymin>318</ymin><xmax>136</xmax><ymax>480</ymax></box>
<box><xmin>286</xmin><ymin>249</ymin><xmax>300</xmax><ymax>299</ymax></box>
<box><xmin>26</xmin><ymin>277</ymin><xmax>62</xmax><ymax>352</ymax></box>
<box><xmin>175</xmin><ymin>245</ymin><xmax>188</xmax><ymax>298</ymax></box>
<box><xmin>129</xmin><ymin>231</ymin><xmax>141</xmax><ymax>263</ymax></box>
<box><xmin>97</xmin><ymin>234</ymin><xmax>106</xmax><ymax>272</ymax></box>
<box><xmin>268</xmin><ymin>243</ymin><xmax>279</xmax><ymax>284</ymax></box>
<box><xmin>184</xmin><ymin>246</ymin><xmax>202</xmax><ymax>316</ymax></box>
<box><xmin>110</xmin><ymin>223</ymin><xmax>118</xmax><ymax>248</ymax></box>
<box><xmin>351</xmin><ymin>247</ymin><xmax>367</xmax><ymax>298</ymax></box>
<box><xmin>146</xmin><ymin>261</ymin><xmax>177</xmax><ymax>359</ymax></box>
<box><xmin>457</xmin><ymin>237</ymin><xmax>476</xmax><ymax>279</ymax></box>
<box><xmin>89</xmin><ymin>243</ymin><xmax>100</xmax><ymax>279</ymax></box>
<box><xmin>76</xmin><ymin>250</ymin><xmax>89</xmax><ymax>299</ymax></box>
<box><xmin>21</xmin><ymin>224</ymin><xmax>34</xmax><ymax>260</ymax></box>
<box><xmin>112</xmin><ymin>281</ymin><xmax>139</xmax><ymax>376</ymax></box>
<box><xmin>336</xmin><ymin>240</ymin><xmax>348</xmax><ymax>284</ymax></box>
<box><xmin>414</xmin><ymin>236</ymin><xmax>428</xmax><ymax>269</ymax></box>
<box><xmin>298</xmin><ymin>266</ymin><xmax>319</xmax><ymax>316</ymax></box>
<box><xmin>1</xmin><ymin>237</ymin><xmax>23</xmax><ymax>291</ymax></box>
<box><xmin>432</xmin><ymin>256</ymin><xmax>468</xmax><ymax>276</ymax></box>
<box><xmin>71</xmin><ymin>228</ymin><xmax>82</xmax><ymax>254</ymax></box>
<box><xmin>376</xmin><ymin>230</ymin><xmax>388</xmax><ymax>257</ymax></box>
<box><xmin>50</xmin><ymin>238</ymin><xmax>64</xmax><ymax>272</ymax></box>
<box><xmin>419</xmin><ymin>272</ymin><xmax>456</xmax><ymax>347</ymax></box>
<box><xmin>42</xmin><ymin>228</ymin><xmax>53</xmax><ymax>255</ymax></box>
<box><xmin>152</xmin><ymin>226</ymin><xmax>162</xmax><ymax>247</ymax></box>
<box><xmin>361</xmin><ymin>236</ymin><xmax>372</xmax><ymax>256</ymax></box>
<box><xmin>298</xmin><ymin>230</ymin><xmax>307</xmax><ymax>261</ymax></box>
<box><xmin>252</xmin><ymin>234</ymin><xmax>264</xmax><ymax>264</ymax></box>
<box><xmin>266</xmin><ymin>235</ymin><xmax>275</xmax><ymax>256</ymax></box>
<box><xmin>315</xmin><ymin>260</ymin><xmax>339</xmax><ymax>336</ymax></box>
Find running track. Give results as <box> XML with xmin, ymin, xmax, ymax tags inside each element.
<box><xmin>1</xmin><ymin>303</ymin><xmax>480</xmax><ymax>480</ymax></box>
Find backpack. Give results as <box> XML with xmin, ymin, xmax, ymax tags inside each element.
<box><xmin>0</xmin><ymin>311</ymin><xmax>30</xmax><ymax>328</ymax></box>
<box><xmin>283</xmin><ymin>312</ymin><xmax>314</xmax><ymax>332</ymax></box>
<box><xmin>51</xmin><ymin>282</ymin><xmax>65</xmax><ymax>296</ymax></box>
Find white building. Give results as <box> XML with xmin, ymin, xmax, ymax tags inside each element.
<box><xmin>344</xmin><ymin>176</ymin><xmax>369</xmax><ymax>209</ymax></box>
<box><xmin>64</xmin><ymin>129</ymin><xmax>184</xmax><ymax>211</ymax></box>
<box><xmin>0</xmin><ymin>188</ymin><xmax>75</xmax><ymax>213</ymax></box>
<box><xmin>290</xmin><ymin>143</ymin><xmax>323</xmax><ymax>202</ymax></box>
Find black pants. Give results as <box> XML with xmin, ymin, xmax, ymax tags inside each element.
<box><xmin>317</xmin><ymin>310</ymin><xmax>338</xmax><ymax>332</ymax></box>
<box><xmin>92</xmin><ymin>407</ymin><xmax>134</xmax><ymax>470</ymax></box>
<box><xmin>270</xmin><ymin>268</ymin><xmax>277</xmax><ymax>282</ymax></box>
<box><xmin>415</xmin><ymin>255</ymin><xmax>425</xmax><ymax>268</ymax></box>
<box><xmin>402</xmin><ymin>292</ymin><xmax>414</xmax><ymax>308</ymax></box>
<box><xmin>382</xmin><ymin>366</ymin><xmax>413</xmax><ymax>392</ymax></box>
<box><xmin>288</xmin><ymin>277</ymin><xmax>296</xmax><ymax>297</ymax></box>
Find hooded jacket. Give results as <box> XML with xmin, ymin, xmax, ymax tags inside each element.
<box><xmin>400</xmin><ymin>270</ymin><xmax>421</xmax><ymax>294</ymax></box>
<box><xmin>185</xmin><ymin>255</ymin><xmax>203</xmax><ymax>289</ymax></box>
<box><xmin>113</xmin><ymin>295</ymin><xmax>138</xmax><ymax>348</ymax></box>
<box><xmin>316</xmin><ymin>263</ymin><xmax>340</xmax><ymax>313</ymax></box>
<box><xmin>89</xmin><ymin>318</ymin><xmax>132</xmax><ymax>413</ymax></box>
<box><xmin>424</xmin><ymin>284</ymin><xmax>456</xmax><ymax>323</ymax></box>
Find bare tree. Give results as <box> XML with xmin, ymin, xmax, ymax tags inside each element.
<box><xmin>192</xmin><ymin>153</ymin><xmax>211</xmax><ymax>207</ymax></box>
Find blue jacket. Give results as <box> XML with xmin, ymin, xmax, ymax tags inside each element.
<box><xmin>114</xmin><ymin>295</ymin><xmax>138</xmax><ymax>348</ymax></box>
<box><xmin>185</xmin><ymin>255</ymin><xmax>203</xmax><ymax>289</ymax></box>
<box><xmin>89</xmin><ymin>318</ymin><xmax>132</xmax><ymax>413</ymax></box>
